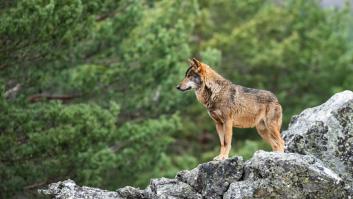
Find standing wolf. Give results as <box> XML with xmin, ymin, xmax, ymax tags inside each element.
<box><xmin>177</xmin><ymin>58</ymin><xmax>285</xmax><ymax>160</ymax></box>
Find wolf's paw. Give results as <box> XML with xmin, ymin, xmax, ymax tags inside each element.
<box><xmin>213</xmin><ymin>155</ymin><xmax>227</xmax><ymax>161</ymax></box>
<box><xmin>213</xmin><ymin>155</ymin><xmax>221</xmax><ymax>160</ymax></box>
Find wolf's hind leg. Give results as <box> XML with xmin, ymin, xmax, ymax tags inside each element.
<box><xmin>265</xmin><ymin>104</ymin><xmax>285</xmax><ymax>152</ymax></box>
<box><xmin>266</xmin><ymin>122</ymin><xmax>285</xmax><ymax>152</ymax></box>
<box><xmin>256</xmin><ymin>121</ymin><xmax>277</xmax><ymax>151</ymax></box>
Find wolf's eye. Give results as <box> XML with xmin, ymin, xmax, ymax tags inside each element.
<box><xmin>192</xmin><ymin>75</ymin><xmax>201</xmax><ymax>84</ymax></box>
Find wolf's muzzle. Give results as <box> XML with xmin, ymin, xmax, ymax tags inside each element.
<box><xmin>176</xmin><ymin>85</ymin><xmax>191</xmax><ymax>91</ymax></box>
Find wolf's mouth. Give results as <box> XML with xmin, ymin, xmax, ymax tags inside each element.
<box><xmin>176</xmin><ymin>86</ymin><xmax>191</xmax><ymax>91</ymax></box>
<box><xmin>181</xmin><ymin>87</ymin><xmax>191</xmax><ymax>91</ymax></box>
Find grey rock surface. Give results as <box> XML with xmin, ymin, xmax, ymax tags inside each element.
<box><xmin>224</xmin><ymin>151</ymin><xmax>347</xmax><ymax>199</ymax></box>
<box><xmin>38</xmin><ymin>179</ymin><xmax>121</xmax><ymax>199</ymax></box>
<box><xmin>40</xmin><ymin>91</ymin><xmax>353</xmax><ymax>199</ymax></box>
<box><xmin>149</xmin><ymin>177</ymin><xmax>202</xmax><ymax>199</ymax></box>
<box><xmin>283</xmin><ymin>90</ymin><xmax>353</xmax><ymax>183</ymax></box>
<box><xmin>116</xmin><ymin>186</ymin><xmax>149</xmax><ymax>199</ymax></box>
<box><xmin>176</xmin><ymin>156</ymin><xmax>244</xmax><ymax>199</ymax></box>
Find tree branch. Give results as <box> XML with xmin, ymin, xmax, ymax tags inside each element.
<box><xmin>24</xmin><ymin>180</ymin><xmax>48</xmax><ymax>190</ymax></box>
<box><xmin>95</xmin><ymin>12</ymin><xmax>116</xmax><ymax>21</ymax></box>
<box><xmin>28</xmin><ymin>93</ymin><xmax>82</xmax><ymax>103</ymax></box>
<box><xmin>4</xmin><ymin>84</ymin><xmax>21</xmax><ymax>99</ymax></box>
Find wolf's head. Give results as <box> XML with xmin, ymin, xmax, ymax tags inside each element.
<box><xmin>176</xmin><ymin>58</ymin><xmax>206</xmax><ymax>92</ymax></box>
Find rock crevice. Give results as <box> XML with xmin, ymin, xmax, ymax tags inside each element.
<box><xmin>39</xmin><ymin>91</ymin><xmax>353</xmax><ymax>199</ymax></box>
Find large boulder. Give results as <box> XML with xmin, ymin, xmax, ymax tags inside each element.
<box><xmin>224</xmin><ymin>151</ymin><xmax>346</xmax><ymax>199</ymax></box>
<box><xmin>283</xmin><ymin>90</ymin><xmax>353</xmax><ymax>183</ymax></box>
<box><xmin>40</xmin><ymin>91</ymin><xmax>353</xmax><ymax>199</ymax></box>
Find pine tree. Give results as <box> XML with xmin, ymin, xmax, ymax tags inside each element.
<box><xmin>0</xmin><ymin>0</ymin><xmax>197</xmax><ymax>197</ymax></box>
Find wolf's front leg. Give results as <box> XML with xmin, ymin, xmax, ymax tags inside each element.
<box><xmin>222</xmin><ymin>120</ymin><xmax>233</xmax><ymax>159</ymax></box>
<box><xmin>214</xmin><ymin>122</ymin><xmax>225</xmax><ymax>160</ymax></box>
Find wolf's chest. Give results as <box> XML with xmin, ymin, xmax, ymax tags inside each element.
<box><xmin>208</xmin><ymin>109</ymin><xmax>224</xmax><ymax>123</ymax></box>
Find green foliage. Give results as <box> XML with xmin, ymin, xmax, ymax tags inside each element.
<box><xmin>0</xmin><ymin>0</ymin><xmax>196</xmax><ymax>197</ymax></box>
<box><xmin>135</xmin><ymin>153</ymin><xmax>198</xmax><ymax>187</ymax></box>
<box><xmin>1</xmin><ymin>0</ymin><xmax>117</xmax><ymax>66</ymax></box>
<box><xmin>0</xmin><ymin>95</ymin><xmax>180</xmax><ymax>197</ymax></box>
<box><xmin>233</xmin><ymin>140</ymin><xmax>271</xmax><ymax>160</ymax></box>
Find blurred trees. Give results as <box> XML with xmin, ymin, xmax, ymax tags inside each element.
<box><xmin>0</xmin><ymin>0</ymin><xmax>196</xmax><ymax>197</ymax></box>
<box><xmin>1</xmin><ymin>0</ymin><xmax>352</xmax><ymax>198</ymax></box>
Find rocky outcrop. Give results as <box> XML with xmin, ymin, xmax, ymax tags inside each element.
<box><xmin>283</xmin><ymin>90</ymin><xmax>353</xmax><ymax>184</ymax></box>
<box><xmin>224</xmin><ymin>152</ymin><xmax>346</xmax><ymax>198</ymax></box>
<box><xmin>39</xmin><ymin>91</ymin><xmax>353</xmax><ymax>199</ymax></box>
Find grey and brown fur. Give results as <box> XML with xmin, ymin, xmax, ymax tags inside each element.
<box><xmin>177</xmin><ymin>58</ymin><xmax>285</xmax><ymax>160</ymax></box>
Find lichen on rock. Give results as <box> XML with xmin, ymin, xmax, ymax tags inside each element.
<box><xmin>176</xmin><ymin>156</ymin><xmax>244</xmax><ymax>199</ymax></box>
<box><xmin>38</xmin><ymin>179</ymin><xmax>120</xmax><ymax>199</ymax></box>
<box><xmin>283</xmin><ymin>90</ymin><xmax>353</xmax><ymax>184</ymax></box>
<box><xmin>224</xmin><ymin>151</ymin><xmax>346</xmax><ymax>199</ymax></box>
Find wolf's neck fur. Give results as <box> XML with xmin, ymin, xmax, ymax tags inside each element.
<box><xmin>195</xmin><ymin>65</ymin><xmax>230</xmax><ymax>108</ymax></box>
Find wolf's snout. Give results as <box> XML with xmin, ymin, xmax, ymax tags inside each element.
<box><xmin>176</xmin><ymin>85</ymin><xmax>181</xmax><ymax>90</ymax></box>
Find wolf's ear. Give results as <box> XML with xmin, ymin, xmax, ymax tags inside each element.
<box><xmin>192</xmin><ymin>58</ymin><xmax>205</xmax><ymax>74</ymax></box>
<box><xmin>192</xmin><ymin>58</ymin><xmax>200</xmax><ymax>66</ymax></box>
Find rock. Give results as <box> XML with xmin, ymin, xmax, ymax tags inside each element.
<box><xmin>116</xmin><ymin>186</ymin><xmax>149</xmax><ymax>199</ymax></box>
<box><xmin>117</xmin><ymin>178</ymin><xmax>202</xmax><ymax>199</ymax></box>
<box><xmin>224</xmin><ymin>151</ymin><xmax>347</xmax><ymax>199</ymax></box>
<box><xmin>149</xmin><ymin>177</ymin><xmax>201</xmax><ymax>199</ymax></box>
<box><xmin>176</xmin><ymin>156</ymin><xmax>244</xmax><ymax>199</ymax></box>
<box><xmin>40</xmin><ymin>91</ymin><xmax>353</xmax><ymax>199</ymax></box>
<box><xmin>283</xmin><ymin>90</ymin><xmax>353</xmax><ymax>183</ymax></box>
<box><xmin>38</xmin><ymin>179</ymin><xmax>121</xmax><ymax>199</ymax></box>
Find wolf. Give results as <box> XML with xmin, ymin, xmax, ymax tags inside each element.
<box><xmin>177</xmin><ymin>58</ymin><xmax>285</xmax><ymax>160</ymax></box>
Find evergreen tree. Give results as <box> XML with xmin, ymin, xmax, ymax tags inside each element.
<box><xmin>0</xmin><ymin>0</ymin><xmax>196</xmax><ymax>197</ymax></box>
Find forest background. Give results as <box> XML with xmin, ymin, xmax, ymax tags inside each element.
<box><xmin>1</xmin><ymin>0</ymin><xmax>353</xmax><ymax>198</ymax></box>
